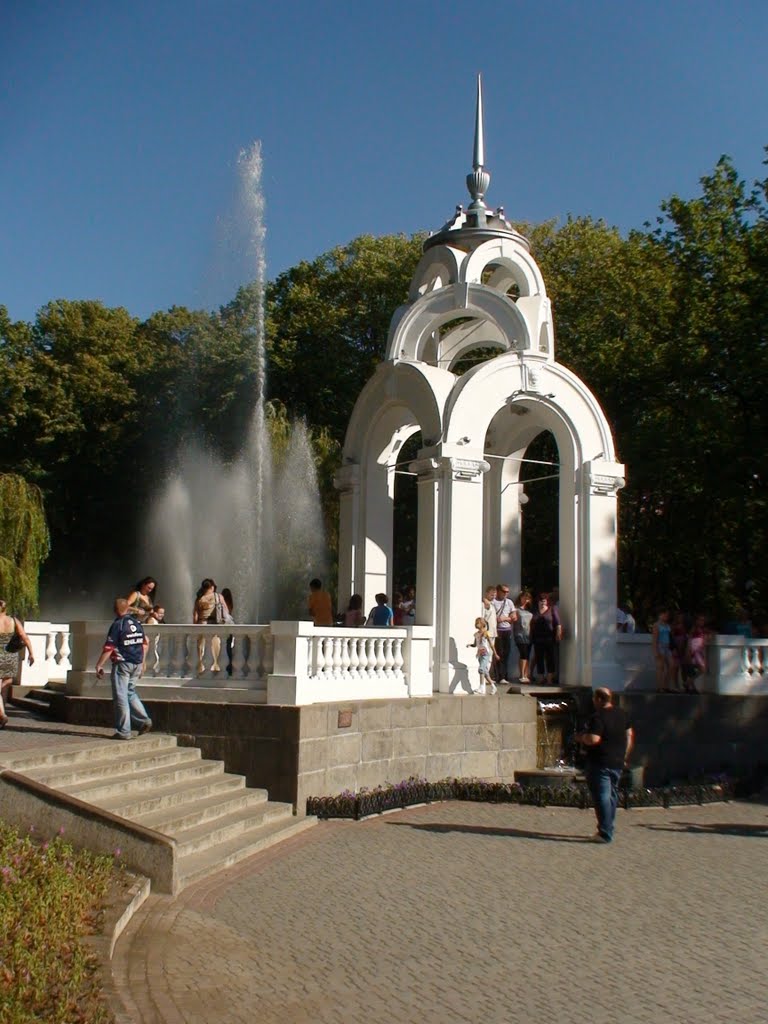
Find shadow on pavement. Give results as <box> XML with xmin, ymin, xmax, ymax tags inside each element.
<box><xmin>386</xmin><ymin>821</ymin><xmax>592</xmax><ymax>842</ymax></box>
<box><xmin>638</xmin><ymin>821</ymin><xmax>768</xmax><ymax>838</ymax></box>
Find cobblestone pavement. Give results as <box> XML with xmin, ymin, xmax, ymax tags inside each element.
<box><xmin>112</xmin><ymin>798</ymin><xmax>768</xmax><ymax>1024</ymax></box>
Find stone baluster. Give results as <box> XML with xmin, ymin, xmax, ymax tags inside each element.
<box><xmin>149</xmin><ymin>635</ymin><xmax>161</xmax><ymax>676</ymax></box>
<box><xmin>312</xmin><ymin>636</ymin><xmax>324</xmax><ymax>678</ymax></box>
<box><xmin>228</xmin><ymin>633</ymin><xmax>243</xmax><ymax>679</ymax></box>
<box><xmin>341</xmin><ymin>637</ymin><xmax>351</xmax><ymax>678</ymax></box>
<box><xmin>182</xmin><ymin>634</ymin><xmax>192</xmax><ymax>678</ymax></box>
<box><xmin>383</xmin><ymin>637</ymin><xmax>394</xmax><ymax>676</ymax></box>
<box><xmin>57</xmin><ymin>630</ymin><xmax>72</xmax><ymax>675</ymax></box>
<box><xmin>745</xmin><ymin>643</ymin><xmax>757</xmax><ymax>675</ymax></box>
<box><xmin>366</xmin><ymin>637</ymin><xmax>377</xmax><ymax>679</ymax></box>
<box><xmin>323</xmin><ymin>637</ymin><xmax>335</xmax><ymax>679</ymax></box>
<box><xmin>392</xmin><ymin>637</ymin><xmax>404</xmax><ymax>678</ymax></box>
<box><xmin>374</xmin><ymin>637</ymin><xmax>386</xmax><ymax>677</ymax></box>
<box><xmin>45</xmin><ymin>632</ymin><xmax>57</xmax><ymax>678</ymax></box>
<box><xmin>349</xmin><ymin>636</ymin><xmax>360</xmax><ymax>677</ymax></box>
<box><xmin>331</xmin><ymin>636</ymin><xmax>343</xmax><ymax>677</ymax></box>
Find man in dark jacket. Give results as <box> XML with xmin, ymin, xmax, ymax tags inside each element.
<box><xmin>95</xmin><ymin>597</ymin><xmax>152</xmax><ymax>740</ymax></box>
<box><xmin>575</xmin><ymin>688</ymin><xmax>634</xmax><ymax>843</ymax></box>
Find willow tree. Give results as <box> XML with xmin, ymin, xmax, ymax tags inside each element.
<box><xmin>0</xmin><ymin>475</ymin><xmax>50</xmax><ymax>617</ymax></box>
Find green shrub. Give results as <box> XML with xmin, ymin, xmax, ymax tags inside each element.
<box><xmin>0</xmin><ymin>822</ymin><xmax>117</xmax><ymax>1023</ymax></box>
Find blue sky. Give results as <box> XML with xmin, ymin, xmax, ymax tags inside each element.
<box><xmin>3</xmin><ymin>1</ymin><xmax>767</xmax><ymax>323</ymax></box>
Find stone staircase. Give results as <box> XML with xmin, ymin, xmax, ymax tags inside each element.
<box><xmin>2</xmin><ymin>733</ymin><xmax>315</xmax><ymax>891</ymax></box>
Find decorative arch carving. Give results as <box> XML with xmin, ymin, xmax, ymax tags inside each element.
<box><xmin>342</xmin><ymin>362</ymin><xmax>453</xmax><ymax>463</ymax></box>
<box><xmin>385</xmin><ymin>283</ymin><xmax>530</xmax><ymax>364</ymax></box>
<box><xmin>443</xmin><ymin>354</ymin><xmax>618</xmax><ymax>465</ymax></box>
<box><xmin>461</xmin><ymin>238</ymin><xmax>547</xmax><ymax>297</ymax></box>
<box><xmin>407</xmin><ymin>245</ymin><xmax>464</xmax><ymax>302</ymax></box>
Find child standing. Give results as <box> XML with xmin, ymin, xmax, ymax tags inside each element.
<box><xmin>468</xmin><ymin>617</ymin><xmax>497</xmax><ymax>694</ymax></box>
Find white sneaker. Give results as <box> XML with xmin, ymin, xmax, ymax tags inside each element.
<box><xmin>489</xmin><ymin>682</ymin><xmax>497</xmax><ymax>694</ymax></box>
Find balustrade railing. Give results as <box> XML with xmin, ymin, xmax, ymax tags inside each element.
<box><xmin>142</xmin><ymin>624</ymin><xmax>273</xmax><ymax>682</ymax></box>
<box><xmin>43</xmin><ymin>619</ymin><xmax>768</xmax><ymax>702</ymax></box>
<box><xmin>308</xmin><ymin>633</ymin><xmax>405</xmax><ymax>684</ymax></box>
<box><xmin>742</xmin><ymin>643</ymin><xmax>766</xmax><ymax>677</ymax></box>
<box><xmin>21</xmin><ymin>622</ymin><xmax>72</xmax><ymax>687</ymax></box>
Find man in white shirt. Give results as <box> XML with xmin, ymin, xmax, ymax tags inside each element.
<box><xmin>491</xmin><ymin>583</ymin><xmax>517</xmax><ymax>683</ymax></box>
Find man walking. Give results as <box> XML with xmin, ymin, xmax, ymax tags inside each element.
<box><xmin>576</xmin><ymin>688</ymin><xmax>634</xmax><ymax>843</ymax></box>
<box><xmin>95</xmin><ymin>598</ymin><xmax>152</xmax><ymax>740</ymax></box>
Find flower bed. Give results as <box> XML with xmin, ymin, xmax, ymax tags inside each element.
<box><xmin>0</xmin><ymin>822</ymin><xmax>120</xmax><ymax>1024</ymax></box>
<box><xmin>306</xmin><ymin>774</ymin><xmax>738</xmax><ymax>820</ymax></box>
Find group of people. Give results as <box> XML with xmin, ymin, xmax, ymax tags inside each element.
<box><xmin>310</xmin><ymin>581</ymin><xmax>417</xmax><ymax>630</ymax></box>
<box><xmin>651</xmin><ymin>610</ymin><xmax>710</xmax><ymax>693</ymax></box>
<box><xmin>472</xmin><ymin>585</ymin><xmax>562</xmax><ymax>694</ymax></box>
<box><xmin>94</xmin><ymin>575</ymin><xmax>240</xmax><ymax>741</ymax></box>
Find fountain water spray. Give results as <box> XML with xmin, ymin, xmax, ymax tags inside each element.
<box><xmin>147</xmin><ymin>142</ymin><xmax>328</xmax><ymax>623</ymax></box>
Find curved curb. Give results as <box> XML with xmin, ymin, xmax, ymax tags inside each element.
<box><xmin>87</xmin><ymin>874</ymin><xmax>151</xmax><ymax>1024</ymax></box>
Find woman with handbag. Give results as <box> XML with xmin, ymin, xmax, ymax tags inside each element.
<box><xmin>0</xmin><ymin>599</ymin><xmax>35</xmax><ymax>727</ymax></box>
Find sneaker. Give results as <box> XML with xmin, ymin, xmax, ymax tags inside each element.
<box><xmin>111</xmin><ymin>732</ymin><xmax>132</xmax><ymax>741</ymax></box>
<box><xmin>138</xmin><ymin>721</ymin><xmax>153</xmax><ymax>736</ymax></box>
<box><xmin>589</xmin><ymin>832</ymin><xmax>611</xmax><ymax>843</ymax></box>
<box><xmin>489</xmin><ymin>682</ymin><xmax>497</xmax><ymax>694</ymax></box>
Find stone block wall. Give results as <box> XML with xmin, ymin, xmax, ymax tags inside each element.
<box><xmin>294</xmin><ymin>695</ymin><xmax>538</xmax><ymax>810</ymax></box>
<box><xmin>618</xmin><ymin>692</ymin><xmax>768</xmax><ymax>785</ymax></box>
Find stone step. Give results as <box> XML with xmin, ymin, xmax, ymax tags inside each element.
<box><xmin>173</xmin><ymin>801</ymin><xmax>295</xmax><ymax>858</ymax></box>
<box><xmin>134</xmin><ymin>786</ymin><xmax>270</xmax><ymax>835</ymax></box>
<box><xmin>95</xmin><ymin>772</ymin><xmax>248</xmax><ymax>820</ymax></box>
<box><xmin>22</xmin><ymin>745</ymin><xmax>201</xmax><ymax>788</ymax></box>
<box><xmin>178</xmin><ymin>814</ymin><xmax>317</xmax><ymax>890</ymax></box>
<box><xmin>4</xmin><ymin>728</ymin><xmax>316</xmax><ymax>894</ymax></box>
<box><xmin>0</xmin><ymin>733</ymin><xmax>178</xmax><ymax>773</ymax></box>
<box><xmin>60</xmin><ymin>757</ymin><xmax>226</xmax><ymax>804</ymax></box>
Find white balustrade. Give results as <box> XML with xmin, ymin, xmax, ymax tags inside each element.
<box><xmin>266</xmin><ymin>621</ymin><xmax>433</xmax><ymax>704</ymax></box>
<box><xmin>33</xmin><ymin>617</ymin><xmax>768</xmax><ymax>704</ymax></box>
<box><xmin>17</xmin><ymin>622</ymin><xmax>72</xmax><ymax>688</ymax></box>
<box><xmin>63</xmin><ymin>621</ymin><xmax>273</xmax><ymax>701</ymax></box>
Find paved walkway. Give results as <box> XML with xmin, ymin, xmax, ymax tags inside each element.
<box><xmin>2</xmin><ymin>702</ymin><xmax>765</xmax><ymax>1023</ymax></box>
<box><xmin>112</xmin><ymin>797</ymin><xmax>768</xmax><ymax>1024</ymax></box>
<box><xmin>0</xmin><ymin>700</ymin><xmax>117</xmax><ymax>756</ymax></box>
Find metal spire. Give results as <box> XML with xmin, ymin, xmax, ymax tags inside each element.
<box><xmin>474</xmin><ymin>72</ymin><xmax>485</xmax><ymax>168</ymax></box>
<box><xmin>466</xmin><ymin>73</ymin><xmax>491</xmax><ymax>212</ymax></box>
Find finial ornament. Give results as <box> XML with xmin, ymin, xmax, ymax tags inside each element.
<box><xmin>466</xmin><ymin>73</ymin><xmax>491</xmax><ymax>212</ymax></box>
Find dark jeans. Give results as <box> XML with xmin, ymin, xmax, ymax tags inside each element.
<box><xmin>533</xmin><ymin>639</ymin><xmax>556</xmax><ymax>676</ymax></box>
<box><xmin>494</xmin><ymin>632</ymin><xmax>514</xmax><ymax>681</ymax></box>
<box><xmin>586</xmin><ymin>766</ymin><xmax>622</xmax><ymax>841</ymax></box>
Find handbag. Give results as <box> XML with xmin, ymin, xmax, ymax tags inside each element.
<box><xmin>5</xmin><ymin>621</ymin><xmax>23</xmax><ymax>654</ymax></box>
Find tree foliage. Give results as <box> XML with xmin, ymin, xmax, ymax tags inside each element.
<box><xmin>0</xmin><ymin>152</ymin><xmax>766</xmax><ymax>625</ymax></box>
<box><xmin>0</xmin><ymin>474</ymin><xmax>50</xmax><ymax>616</ymax></box>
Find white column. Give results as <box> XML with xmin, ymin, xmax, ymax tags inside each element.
<box><xmin>334</xmin><ymin>464</ymin><xmax>360</xmax><ymax>607</ymax></box>
<box><xmin>582</xmin><ymin>460</ymin><xmax>625</xmax><ymax>687</ymax></box>
<box><xmin>362</xmin><ymin>458</ymin><xmax>395</xmax><ymax>611</ymax></box>
<box><xmin>410</xmin><ymin>457</ymin><xmax>440</xmax><ymax>628</ymax></box>
<box><xmin>482</xmin><ymin>458</ymin><xmax>501</xmax><ymax>588</ymax></box>
<box><xmin>434</xmin><ymin>454</ymin><xmax>490</xmax><ymax>694</ymax></box>
<box><xmin>498</xmin><ymin>455</ymin><xmax>525</xmax><ymax>595</ymax></box>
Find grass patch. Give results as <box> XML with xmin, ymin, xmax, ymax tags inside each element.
<box><xmin>0</xmin><ymin>821</ymin><xmax>119</xmax><ymax>1024</ymax></box>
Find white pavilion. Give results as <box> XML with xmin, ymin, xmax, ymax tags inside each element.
<box><xmin>335</xmin><ymin>76</ymin><xmax>626</xmax><ymax>694</ymax></box>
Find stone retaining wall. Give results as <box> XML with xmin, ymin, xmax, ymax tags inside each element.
<box><xmin>294</xmin><ymin>694</ymin><xmax>537</xmax><ymax>810</ymax></box>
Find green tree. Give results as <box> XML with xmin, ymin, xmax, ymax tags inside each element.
<box><xmin>0</xmin><ymin>474</ymin><xmax>50</xmax><ymax>616</ymax></box>
<box><xmin>266</xmin><ymin>233</ymin><xmax>425</xmax><ymax>440</ymax></box>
